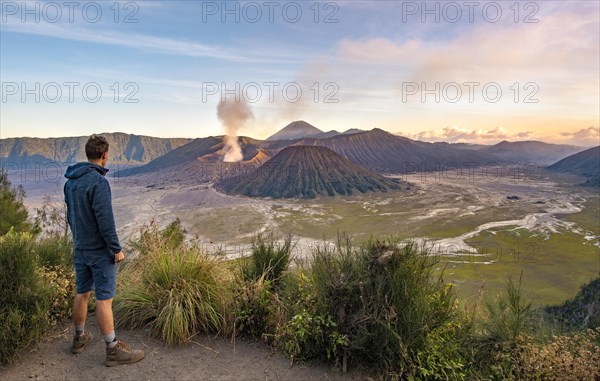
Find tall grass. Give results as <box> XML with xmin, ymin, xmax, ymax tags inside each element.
<box><xmin>240</xmin><ymin>232</ymin><xmax>292</xmax><ymax>284</ymax></box>
<box><xmin>115</xmin><ymin>221</ymin><xmax>232</xmax><ymax>346</ymax></box>
<box><xmin>483</xmin><ymin>272</ymin><xmax>534</xmax><ymax>344</ymax></box>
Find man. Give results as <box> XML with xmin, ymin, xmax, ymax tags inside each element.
<box><xmin>64</xmin><ymin>135</ymin><xmax>144</xmax><ymax>366</ymax></box>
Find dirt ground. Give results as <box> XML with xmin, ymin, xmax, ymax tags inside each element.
<box><xmin>0</xmin><ymin>314</ymin><xmax>366</xmax><ymax>381</ymax></box>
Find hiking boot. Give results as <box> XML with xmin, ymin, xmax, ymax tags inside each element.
<box><xmin>105</xmin><ymin>340</ymin><xmax>145</xmax><ymax>367</ymax></box>
<box><xmin>71</xmin><ymin>332</ymin><xmax>93</xmax><ymax>354</ymax></box>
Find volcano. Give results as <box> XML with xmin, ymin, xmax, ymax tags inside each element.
<box><xmin>218</xmin><ymin>145</ymin><xmax>402</xmax><ymax>199</ymax></box>
<box><xmin>266</xmin><ymin>120</ymin><xmax>323</xmax><ymax>141</ymax></box>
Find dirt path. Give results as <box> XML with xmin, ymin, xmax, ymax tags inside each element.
<box><xmin>0</xmin><ymin>314</ymin><xmax>365</xmax><ymax>381</ymax></box>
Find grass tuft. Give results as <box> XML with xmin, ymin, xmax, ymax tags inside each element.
<box><xmin>240</xmin><ymin>232</ymin><xmax>292</xmax><ymax>285</ymax></box>
<box><xmin>115</xmin><ymin>221</ymin><xmax>232</xmax><ymax>346</ymax></box>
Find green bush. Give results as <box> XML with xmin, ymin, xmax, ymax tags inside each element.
<box><xmin>234</xmin><ymin>233</ymin><xmax>293</xmax><ymax>340</ymax></box>
<box><xmin>483</xmin><ymin>272</ymin><xmax>534</xmax><ymax>344</ymax></box>
<box><xmin>412</xmin><ymin>320</ymin><xmax>473</xmax><ymax>381</ymax></box>
<box><xmin>243</xmin><ymin>235</ymin><xmax>471</xmax><ymax>378</ymax></box>
<box><xmin>304</xmin><ymin>236</ymin><xmax>468</xmax><ymax>378</ymax></box>
<box><xmin>240</xmin><ymin>233</ymin><xmax>292</xmax><ymax>285</ymax></box>
<box><xmin>234</xmin><ymin>275</ymin><xmax>279</xmax><ymax>340</ymax></box>
<box><xmin>0</xmin><ymin>169</ymin><xmax>33</xmax><ymax>236</ymax></box>
<box><xmin>0</xmin><ymin>232</ymin><xmax>52</xmax><ymax>365</ymax></box>
<box><xmin>35</xmin><ymin>235</ymin><xmax>73</xmax><ymax>268</ymax></box>
<box><xmin>115</xmin><ymin>221</ymin><xmax>232</xmax><ymax>346</ymax></box>
<box><xmin>276</xmin><ymin>271</ymin><xmax>348</xmax><ymax>365</ymax></box>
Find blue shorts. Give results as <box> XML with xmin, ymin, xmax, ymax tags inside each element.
<box><xmin>74</xmin><ymin>248</ymin><xmax>117</xmax><ymax>300</ymax></box>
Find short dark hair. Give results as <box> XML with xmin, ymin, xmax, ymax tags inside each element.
<box><xmin>85</xmin><ymin>134</ymin><xmax>109</xmax><ymax>160</ymax></box>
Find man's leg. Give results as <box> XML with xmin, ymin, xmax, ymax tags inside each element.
<box><xmin>73</xmin><ymin>291</ymin><xmax>91</xmax><ymax>333</ymax></box>
<box><xmin>72</xmin><ymin>253</ymin><xmax>93</xmax><ymax>354</ymax></box>
<box><xmin>96</xmin><ymin>298</ymin><xmax>116</xmax><ymax>347</ymax></box>
<box><xmin>94</xmin><ymin>252</ymin><xmax>144</xmax><ymax>366</ymax></box>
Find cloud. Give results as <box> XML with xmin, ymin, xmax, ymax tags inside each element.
<box><xmin>336</xmin><ymin>4</ymin><xmax>599</xmax><ymax>81</ymax></box>
<box><xmin>402</xmin><ymin>126</ymin><xmax>536</xmax><ymax>143</ymax></box>
<box><xmin>404</xmin><ymin>126</ymin><xmax>600</xmax><ymax>146</ymax></box>
<box><xmin>334</xmin><ymin>2</ymin><xmax>599</xmax><ymax>111</ymax></box>
<box><xmin>560</xmin><ymin>127</ymin><xmax>600</xmax><ymax>140</ymax></box>
<box><xmin>1</xmin><ymin>19</ymin><xmax>297</xmax><ymax>64</ymax></box>
<box><xmin>559</xmin><ymin>127</ymin><xmax>600</xmax><ymax>146</ymax></box>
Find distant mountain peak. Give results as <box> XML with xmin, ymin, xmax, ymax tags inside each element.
<box><xmin>266</xmin><ymin>121</ymin><xmax>323</xmax><ymax>141</ymax></box>
<box><xmin>368</xmin><ymin>128</ymin><xmax>395</xmax><ymax>136</ymax></box>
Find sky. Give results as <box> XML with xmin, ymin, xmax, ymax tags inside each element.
<box><xmin>1</xmin><ymin>0</ymin><xmax>599</xmax><ymax>146</ymax></box>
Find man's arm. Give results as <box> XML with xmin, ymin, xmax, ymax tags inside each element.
<box><xmin>91</xmin><ymin>178</ymin><xmax>122</xmax><ymax>254</ymax></box>
<box><xmin>63</xmin><ymin>182</ymin><xmax>72</xmax><ymax>228</ymax></box>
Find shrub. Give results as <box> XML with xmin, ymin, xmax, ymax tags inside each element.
<box><xmin>41</xmin><ymin>265</ymin><xmax>76</xmax><ymax>326</ymax></box>
<box><xmin>513</xmin><ymin>328</ymin><xmax>600</xmax><ymax>380</ymax></box>
<box><xmin>115</xmin><ymin>221</ymin><xmax>232</xmax><ymax>346</ymax></box>
<box><xmin>412</xmin><ymin>320</ymin><xmax>473</xmax><ymax>381</ymax></box>
<box><xmin>35</xmin><ymin>235</ymin><xmax>74</xmax><ymax>268</ymax></box>
<box><xmin>280</xmin><ymin>308</ymin><xmax>347</xmax><ymax>365</ymax></box>
<box><xmin>276</xmin><ymin>271</ymin><xmax>348</xmax><ymax>366</ymax></box>
<box><xmin>483</xmin><ymin>272</ymin><xmax>534</xmax><ymax>344</ymax></box>
<box><xmin>286</xmin><ymin>235</ymin><xmax>468</xmax><ymax>378</ymax></box>
<box><xmin>240</xmin><ymin>232</ymin><xmax>292</xmax><ymax>285</ymax></box>
<box><xmin>234</xmin><ymin>233</ymin><xmax>292</xmax><ymax>340</ymax></box>
<box><xmin>488</xmin><ymin>328</ymin><xmax>600</xmax><ymax>381</ymax></box>
<box><xmin>0</xmin><ymin>231</ymin><xmax>52</xmax><ymax>365</ymax></box>
<box><xmin>234</xmin><ymin>274</ymin><xmax>279</xmax><ymax>340</ymax></box>
<box><xmin>0</xmin><ymin>169</ymin><xmax>33</xmax><ymax>236</ymax></box>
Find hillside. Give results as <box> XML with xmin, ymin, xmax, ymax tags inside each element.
<box><xmin>546</xmin><ymin>277</ymin><xmax>600</xmax><ymax>329</ymax></box>
<box><xmin>297</xmin><ymin>128</ymin><xmax>496</xmax><ymax>173</ymax></box>
<box><xmin>118</xmin><ymin>136</ymin><xmax>294</xmax><ymax>178</ymax></box>
<box><xmin>218</xmin><ymin>145</ymin><xmax>401</xmax><ymax>198</ymax></box>
<box><xmin>0</xmin><ymin>133</ymin><xmax>192</xmax><ymax>166</ymax></box>
<box><xmin>483</xmin><ymin>140</ymin><xmax>585</xmax><ymax>165</ymax></box>
<box><xmin>548</xmin><ymin>146</ymin><xmax>600</xmax><ymax>186</ymax></box>
<box><xmin>265</xmin><ymin>121</ymin><xmax>323</xmax><ymax>141</ymax></box>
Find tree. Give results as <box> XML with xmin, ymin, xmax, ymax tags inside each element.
<box><xmin>34</xmin><ymin>195</ymin><xmax>70</xmax><ymax>238</ymax></box>
<box><xmin>0</xmin><ymin>169</ymin><xmax>32</xmax><ymax>236</ymax></box>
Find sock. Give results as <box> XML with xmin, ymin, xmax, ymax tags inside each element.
<box><xmin>75</xmin><ymin>324</ymin><xmax>85</xmax><ymax>337</ymax></box>
<box><xmin>104</xmin><ymin>332</ymin><xmax>117</xmax><ymax>348</ymax></box>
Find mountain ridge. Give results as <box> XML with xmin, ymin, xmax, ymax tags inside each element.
<box><xmin>548</xmin><ymin>146</ymin><xmax>600</xmax><ymax>187</ymax></box>
<box><xmin>483</xmin><ymin>140</ymin><xmax>585</xmax><ymax>165</ymax></box>
<box><xmin>0</xmin><ymin>132</ymin><xmax>192</xmax><ymax>166</ymax></box>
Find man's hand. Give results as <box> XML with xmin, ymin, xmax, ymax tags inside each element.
<box><xmin>114</xmin><ymin>251</ymin><xmax>125</xmax><ymax>264</ymax></box>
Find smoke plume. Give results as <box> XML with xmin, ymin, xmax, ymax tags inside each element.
<box><xmin>217</xmin><ymin>98</ymin><xmax>253</xmax><ymax>162</ymax></box>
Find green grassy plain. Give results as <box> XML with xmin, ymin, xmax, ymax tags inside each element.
<box><xmin>182</xmin><ymin>185</ymin><xmax>598</xmax><ymax>306</ymax></box>
<box><xmin>445</xmin><ymin>191</ymin><xmax>599</xmax><ymax>305</ymax></box>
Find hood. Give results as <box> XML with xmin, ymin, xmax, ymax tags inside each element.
<box><xmin>64</xmin><ymin>162</ymin><xmax>108</xmax><ymax>179</ymax></box>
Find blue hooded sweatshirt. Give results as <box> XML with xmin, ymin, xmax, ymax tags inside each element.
<box><xmin>64</xmin><ymin>162</ymin><xmax>122</xmax><ymax>254</ymax></box>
